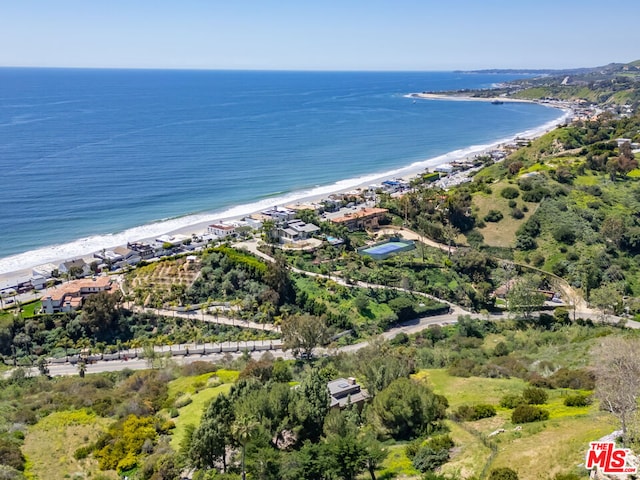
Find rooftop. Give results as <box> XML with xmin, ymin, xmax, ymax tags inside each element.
<box><xmin>331</xmin><ymin>207</ymin><xmax>388</xmax><ymax>224</ymax></box>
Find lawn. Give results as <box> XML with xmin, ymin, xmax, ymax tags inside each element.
<box><xmin>22</xmin><ymin>409</ymin><xmax>117</xmax><ymax>480</ymax></box>
<box><xmin>414</xmin><ymin>369</ymin><xmax>617</xmax><ymax>480</ymax></box>
<box><xmin>470</xmin><ymin>183</ymin><xmax>536</xmax><ymax>248</ymax></box>
<box><xmin>415</xmin><ymin>369</ymin><xmax>526</xmax><ymax>409</ymax></box>
<box><xmin>167</xmin><ymin>370</ymin><xmax>238</xmax><ymax>449</ymax></box>
<box><xmin>378</xmin><ymin>443</ymin><xmax>420</xmax><ymax>479</ymax></box>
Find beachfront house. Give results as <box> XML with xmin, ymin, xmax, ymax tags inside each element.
<box><xmin>330</xmin><ymin>207</ymin><xmax>388</xmax><ymax>232</ymax></box>
<box><xmin>58</xmin><ymin>259</ymin><xmax>91</xmax><ymax>278</ymax></box>
<box><xmin>95</xmin><ymin>249</ymin><xmax>122</xmax><ymax>263</ymax></box>
<box><xmin>261</xmin><ymin>206</ymin><xmax>296</xmax><ymax>222</ymax></box>
<box><xmin>243</xmin><ymin>215</ymin><xmax>264</xmax><ymax>231</ymax></box>
<box><xmin>32</xmin><ymin>263</ymin><xmax>58</xmax><ymax>279</ymax></box>
<box><xmin>207</xmin><ymin>223</ymin><xmax>237</xmax><ymax>238</ymax></box>
<box><xmin>328</xmin><ymin>377</ymin><xmax>370</xmax><ymax>410</ymax></box>
<box><xmin>127</xmin><ymin>242</ymin><xmax>155</xmax><ymax>260</ymax></box>
<box><xmin>277</xmin><ymin>219</ymin><xmax>320</xmax><ymax>243</ymax></box>
<box><xmin>41</xmin><ymin>276</ymin><xmax>113</xmax><ymax>314</ymax></box>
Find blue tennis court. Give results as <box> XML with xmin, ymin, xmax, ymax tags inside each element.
<box><xmin>359</xmin><ymin>240</ymin><xmax>415</xmax><ymax>259</ymax></box>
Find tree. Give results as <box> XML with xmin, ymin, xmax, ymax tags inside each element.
<box><xmin>293</xmin><ymin>368</ymin><xmax>330</xmax><ymax>442</ymax></box>
<box><xmin>232</xmin><ymin>415</ymin><xmax>259</xmax><ymax>480</ymax></box>
<box><xmin>36</xmin><ymin>356</ymin><xmax>49</xmax><ymax>377</ymax></box>
<box><xmin>506</xmin><ymin>276</ymin><xmax>545</xmax><ymax>319</ymax></box>
<box><xmin>360</xmin><ymin>431</ymin><xmax>388</xmax><ymax>480</ymax></box>
<box><xmin>190</xmin><ymin>394</ymin><xmax>235</xmax><ymax>473</ymax></box>
<box><xmin>370</xmin><ymin>378</ymin><xmax>447</xmax><ymax>440</ymax></box>
<box><xmin>593</xmin><ymin>337</ymin><xmax>640</xmax><ymax>444</ymax></box>
<box><xmin>78</xmin><ymin>361</ymin><xmax>86</xmax><ymax>378</ymax></box>
<box><xmin>325</xmin><ymin>432</ymin><xmax>367</xmax><ymax>480</ymax></box>
<box><xmin>265</xmin><ymin>254</ymin><xmax>295</xmax><ymax>305</ymax></box>
<box><xmin>261</xmin><ymin>219</ymin><xmax>277</xmax><ymax>244</ymax></box>
<box><xmin>281</xmin><ymin>314</ymin><xmax>329</xmax><ymax>359</ymax></box>
<box><xmin>589</xmin><ymin>283</ymin><xmax>623</xmax><ymax>321</ymax></box>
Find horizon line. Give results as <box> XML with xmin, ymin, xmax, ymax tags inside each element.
<box><xmin>0</xmin><ymin>64</ymin><xmax>570</xmax><ymax>74</ymax></box>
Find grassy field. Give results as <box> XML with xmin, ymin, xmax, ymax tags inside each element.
<box><xmin>378</xmin><ymin>443</ymin><xmax>420</xmax><ymax>479</ymax></box>
<box><xmin>470</xmin><ymin>182</ymin><xmax>536</xmax><ymax>248</ymax></box>
<box><xmin>416</xmin><ymin>368</ymin><xmax>615</xmax><ymax>480</ymax></box>
<box><xmin>167</xmin><ymin>370</ymin><xmax>238</xmax><ymax>449</ymax></box>
<box><xmin>22</xmin><ymin>409</ymin><xmax>117</xmax><ymax>480</ymax></box>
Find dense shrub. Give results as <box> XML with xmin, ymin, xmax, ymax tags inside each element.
<box><xmin>563</xmin><ymin>394</ymin><xmax>592</xmax><ymax>407</ymax></box>
<box><xmin>452</xmin><ymin>404</ymin><xmax>497</xmax><ymax>421</ymax></box>
<box><xmin>412</xmin><ymin>434</ymin><xmax>454</xmax><ymax>473</ymax></box>
<box><xmin>484</xmin><ymin>210</ymin><xmax>504</xmax><ymax>222</ymax></box>
<box><xmin>527</xmin><ymin>373</ymin><xmax>555</xmax><ymax>389</ymax></box>
<box><xmin>550</xmin><ymin>368</ymin><xmax>595</xmax><ymax>390</ymax></box>
<box><xmin>501</xmin><ymin>187</ymin><xmax>520</xmax><ymax>199</ymax></box>
<box><xmin>466</xmin><ymin>230</ymin><xmax>485</xmax><ymax>247</ymax></box>
<box><xmin>499</xmin><ymin>394</ymin><xmax>523</xmax><ymax>409</ymax></box>
<box><xmin>493</xmin><ymin>341</ymin><xmax>509</xmax><ymax>357</ymax></box>
<box><xmin>510</xmin><ymin>208</ymin><xmax>525</xmax><ymax>219</ymax></box>
<box><xmin>511</xmin><ymin>404</ymin><xmax>549</xmax><ymax>423</ymax></box>
<box><xmin>73</xmin><ymin>445</ymin><xmax>93</xmax><ymax>460</ymax></box>
<box><xmin>553</xmin><ymin>473</ymin><xmax>582</xmax><ymax>480</ymax></box>
<box><xmin>0</xmin><ymin>438</ymin><xmax>25</xmax><ymax>471</ymax></box>
<box><xmin>489</xmin><ymin>467</ymin><xmax>519</xmax><ymax>480</ymax></box>
<box><xmin>515</xmin><ymin>235</ymin><xmax>537</xmax><ymax>251</ymax></box>
<box><xmin>522</xmin><ymin>387</ymin><xmax>548</xmax><ymax>405</ymax></box>
<box><xmin>521</xmin><ymin>188</ymin><xmax>548</xmax><ymax>203</ymax></box>
<box><xmin>553</xmin><ymin>225</ymin><xmax>577</xmax><ymax>244</ymax></box>
<box><xmin>508</xmin><ymin>199</ymin><xmax>517</xmax><ymax>208</ymax></box>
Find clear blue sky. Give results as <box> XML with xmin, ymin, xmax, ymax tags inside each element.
<box><xmin>2</xmin><ymin>0</ymin><xmax>638</xmax><ymax>71</ymax></box>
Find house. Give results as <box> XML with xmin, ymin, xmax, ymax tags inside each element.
<box><xmin>32</xmin><ymin>263</ymin><xmax>59</xmax><ymax>279</ymax></box>
<box><xmin>328</xmin><ymin>377</ymin><xmax>370</xmax><ymax>409</ymax></box>
<box><xmin>243</xmin><ymin>216</ymin><xmax>264</xmax><ymax>231</ymax></box>
<box><xmin>93</xmin><ymin>249</ymin><xmax>124</xmax><ymax>264</ymax></box>
<box><xmin>113</xmin><ymin>246</ymin><xmax>141</xmax><ymax>266</ymax></box>
<box><xmin>41</xmin><ymin>276</ymin><xmax>113</xmax><ymax>314</ymax></box>
<box><xmin>58</xmin><ymin>259</ymin><xmax>91</xmax><ymax>278</ymax></box>
<box><xmin>278</xmin><ymin>219</ymin><xmax>320</xmax><ymax>243</ymax></box>
<box><xmin>285</xmin><ymin>202</ymin><xmax>323</xmax><ymax>214</ymax></box>
<box><xmin>127</xmin><ymin>242</ymin><xmax>155</xmax><ymax>260</ymax></box>
<box><xmin>330</xmin><ymin>207</ymin><xmax>388</xmax><ymax>232</ymax></box>
<box><xmin>261</xmin><ymin>206</ymin><xmax>296</xmax><ymax>222</ymax></box>
<box><xmin>155</xmin><ymin>234</ymin><xmax>189</xmax><ymax>249</ymax></box>
<box><xmin>207</xmin><ymin>223</ymin><xmax>237</xmax><ymax>238</ymax></box>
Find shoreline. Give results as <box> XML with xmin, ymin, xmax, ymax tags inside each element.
<box><xmin>408</xmin><ymin>92</ymin><xmax>536</xmax><ymax>104</ymax></box>
<box><xmin>0</xmin><ymin>102</ymin><xmax>571</xmax><ymax>285</ymax></box>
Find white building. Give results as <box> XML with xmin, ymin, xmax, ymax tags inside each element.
<box><xmin>207</xmin><ymin>223</ymin><xmax>237</xmax><ymax>238</ymax></box>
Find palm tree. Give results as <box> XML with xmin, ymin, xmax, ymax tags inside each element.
<box><xmin>232</xmin><ymin>415</ymin><xmax>258</xmax><ymax>480</ymax></box>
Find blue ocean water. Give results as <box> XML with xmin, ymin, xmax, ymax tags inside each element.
<box><xmin>0</xmin><ymin>68</ymin><xmax>562</xmax><ymax>271</ymax></box>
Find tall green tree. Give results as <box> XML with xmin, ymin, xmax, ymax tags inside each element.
<box><xmin>506</xmin><ymin>275</ymin><xmax>545</xmax><ymax>319</ymax></box>
<box><xmin>370</xmin><ymin>377</ymin><xmax>448</xmax><ymax>440</ymax></box>
<box><xmin>232</xmin><ymin>415</ymin><xmax>259</xmax><ymax>480</ymax></box>
<box><xmin>189</xmin><ymin>394</ymin><xmax>235</xmax><ymax>473</ymax></box>
<box><xmin>293</xmin><ymin>368</ymin><xmax>331</xmax><ymax>442</ymax></box>
<box><xmin>281</xmin><ymin>313</ymin><xmax>329</xmax><ymax>359</ymax></box>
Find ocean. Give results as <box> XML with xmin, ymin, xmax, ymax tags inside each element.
<box><xmin>0</xmin><ymin>68</ymin><xmax>563</xmax><ymax>274</ymax></box>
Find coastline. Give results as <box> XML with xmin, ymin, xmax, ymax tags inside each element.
<box><xmin>408</xmin><ymin>92</ymin><xmax>535</xmax><ymax>103</ymax></box>
<box><xmin>0</xmin><ymin>102</ymin><xmax>571</xmax><ymax>285</ymax></box>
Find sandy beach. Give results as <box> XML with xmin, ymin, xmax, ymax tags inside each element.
<box><xmin>408</xmin><ymin>92</ymin><xmax>536</xmax><ymax>104</ymax></box>
<box><xmin>0</xmin><ymin>100</ymin><xmax>571</xmax><ymax>287</ymax></box>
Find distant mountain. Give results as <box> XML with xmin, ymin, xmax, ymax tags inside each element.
<box><xmin>447</xmin><ymin>61</ymin><xmax>640</xmax><ymax>107</ymax></box>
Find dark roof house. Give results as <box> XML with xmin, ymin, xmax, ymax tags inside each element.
<box><xmin>327</xmin><ymin>377</ymin><xmax>370</xmax><ymax>409</ymax></box>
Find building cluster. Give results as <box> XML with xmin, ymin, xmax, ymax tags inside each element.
<box><xmin>41</xmin><ymin>276</ymin><xmax>113</xmax><ymax>314</ymax></box>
